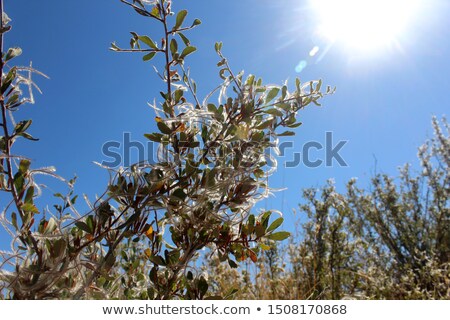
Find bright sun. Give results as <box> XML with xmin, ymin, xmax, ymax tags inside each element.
<box><xmin>310</xmin><ymin>0</ymin><xmax>421</xmax><ymax>50</ymax></box>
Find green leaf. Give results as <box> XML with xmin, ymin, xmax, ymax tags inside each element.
<box><xmin>178</xmin><ymin>32</ymin><xmax>190</xmax><ymax>46</ymax></box>
<box><xmin>255</xmin><ymin>224</ymin><xmax>265</xmax><ymax>238</ymax></box>
<box><xmin>216</xmin><ymin>58</ymin><xmax>226</xmax><ymax>67</ymax></box>
<box><xmin>110</xmin><ymin>42</ymin><xmax>120</xmax><ymax>51</ymax></box>
<box><xmin>207</xmin><ymin>103</ymin><xmax>217</xmax><ymax>114</ymax></box>
<box><xmin>266</xmin><ymin>217</ymin><xmax>284</xmax><ymax>233</ymax></box>
<box><xmin>150</xmin><ymin>6</ymin><xmax>160</xmax><ymax>19</ymax></box>
<box><xmin>265</xmin><ymin>87</ymin><xmax>280</xmax><ymax>104</ymax></box>
<box><xmin>86</xmin><ymin>215</ymin><xmax>95</xmax><ymax>234</ymax></box>
<box><xmin>44</xmin><ymin>217</ymin><xmax>57</xmax><ymax>234</ymax></box>
<box><xmin>138</xmin><ymin>35</ymin><xmax>157</xmax><ymax>49</ymax></box>
<box><xmin>174</xmin><ymin>89</ymin><xmax>183</xmax><ymax>103</ymax></box>
<box><xmin>261</xmin><ymin>211</ymin><xmax>272</xmax><ymax>228</ymax></box>
<box><xmin>24</xmin><ymin>186</ymin><xmax>35</xmax><ymax>204</ymax></box>
<box><xmin>264</xmin><ymin>109</ymin><xmax>283</xmax><ymax>117</ymax></box>
<box><xmin>143</xmin><ymin>52</ymin><xmax>156</xmax><ymax>61</ymax></box>
<box><xmin>277</xmin><ymin>131</ymin><xmax>295</xmax><ymax>137</ymax></box>
<box><xmin>14</xmin><ymin>120</ymin><xmax>33</xmax><ymax>135</ymax></box>
<box><xmin>157</xmin><ymin>122</ymin><xmax>172</xmax><ymax>134</ymax></box>
<box><xmin>4</xmin><ymin>47</ymin><xmax>22</xmax><ymax>62</ymax></box>
<box><xmin>144</xmin><ymin>133</ymin><xmax>163</xmax><ymax>142</ymax></box>
<box><xmin>6</xmin><ymin>93</ymin><xmax>20</xmax><ymax>107</ymax></box>
<box><xmin>205</xmin><ymin>168</ymin><xmax>216</xmax><ymax>188</ymax></box>
<box><xmin>13</xmin><ymin>173</ymin><xmax>24</xmax><ymax>195</ymax></box>
<box><xmin>281</xmin><ymin>85</ymin><xmax>288</xmax><ymax>99</ymax></box>
<box><xmin>11</xmin><ymin>212</ymin><xmax>18</xmax><ymax>231</ymax></box>
<box><xmin>191</xmin><ymin>19</ymin><xmax>202</xmax><ymax>27</ymax></box>
<box><xmin>316</xmin><ymin>79</ymin><xmax>322</xmax><ymax>91</ymax></box>
<box><xmin>246</xmin><ymin>74</ymin><xmax>255</xmax><ymax>86</ymax></box>
<box><xmin>278</xmin><ymin>103</ymin><xmax>291</xmax><ymax>111</ymax></box>
<box><xmin>149</xmin><ymin>255</ymin><xmax>166</xmax><ymax>266</ymax></box>
<box><xmin>175</xmin><ymin>10</ymin><xmax>188</xmax><ymax>30</ymax></box>
<box><xmin>180</xmin><ymin>46</ymin><xmax>196</xmax><ymax>59</ymax></box>
<box><xmin>0</xmin><ymin>13</ymin><xmax>11</xmax><ymax>34</ymax></box>
<box><xmin>149</xmin><ymin>266</ymin><xmax>158</xmax><ymax>283</ymax></box>
<box><xmin>296</xmin><ymin>78</ymin><xmax>301</xmax><ymax>91</ymax></box>
<box><xmin>75</xmin><ymin>221</ymin><xmax>91</xmax><ymax>234</ymax></box>
<box><xmin>285</xmin><ymin>115</ymin><xmax>296</xmax><ymax>127</ymax></box>
<box><xmin>18</xmin><ymin>159</ymin><xmax>31</xmax><ymax>174</ymax></box>
<box><xmin>201</xmin><ymin>125</ymin><xmax>208</xmax><ymax>143</ymax></box>
<box><xmin>287</xmin><ymin>122</ymin><xmax>303</xmax><ymax>128</ymax></box>
<box><xmin>193</xmin><ymin>78</ymin><xmax>198</xmax><ymax>92</ymax></box>
<box><xmin>198</xmin><ymin>276</ymin><xmax>209</xmax><ymax>296</ymax></box>
<box><xmin>1</xmin><ymin>68</ymin><xmax>16</xmax><ymax>94</ymax></box>
<box><xmin>21</xmin><ymin>202</ymin><xmax>39</xmax><ymax>214</ymax></box>
<box><xmin>52</xmin><ymin>239</ymin><xmax>66</xmax><ymax>258</ymax></box>
<box><xmin>248</xmin><ymin>214</ymin><xmax>255</xmax><ymax>226</ymax></box>
<box><xmin>170</xmin><ymin>39</ymin><xmax>178</xmax><ymax>56</ymax></box>
<box><xmin>214</xmin><ymin>42</ymin><xmax>223</xmax><ymax>53</ymax></box>
<box><xmin>256</xmin><ymin>120</ymin><xmax>272</xmax><ymax>130</ymax></box>
<box><xmin>17</xmin><ymin>132</ymin><xmax>39</xmax><ymax>141</ymax></box>
<box><xmin>172</xmin><ymin>188</ymin><xmax>187</xmax><ymax>201</ymax></box>
<box><xmin>266</xmin><ymin>231</ymin><xmax>290</xmax><ymax>241</ymax></box>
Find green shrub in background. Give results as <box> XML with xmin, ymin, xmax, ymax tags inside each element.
<box><xmin>204</xmin><ymin>117</ymin><xmax>449</xmax><ymax>299</ymax></box>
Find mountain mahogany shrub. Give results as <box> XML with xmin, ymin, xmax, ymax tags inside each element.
<box><xmin>292</xmin><ymin>117</ymin><xmax>449</xmax><ymax>299</ymax></box>
<box><xmin>0</xmin><ymin>3</ymin><xmax>106</xmax><ymax>299</ymax></box>
<box><xmin>0</xmin><ymin>0</ymin><xmax>332</xmax><ymax>299</ymax></box>
<box><xmin>0</xmin><ymin>6</ymin><xmax>74</xmax><ymax>299</ymax></box>
<box><xmin>202</xmin><ymin>244</ymin><xmax>290</xmax><ymax>300</ymax></box>
<box><xmin>203</xmin><ymin>186</ymin><xmax>357</xmax><ymax>300</ymax></box>
<box><xmin>344</xmin><ymin>117</ymin><xmax>449</xmax><ymax>299</ymax></box>
<box><xmin>289</xmin><ymin>182</ymin><xmax>358</xmax><ymax>300</ymax></box>
<box><xmin>101</xmin><ymin>0</ymin><xmax>332</xmax><ymax>299</ymax></box>
<box><xmin>202</xmin><ymin>117</ymin><xmax>449</xmax><ymax>299</ymax></box>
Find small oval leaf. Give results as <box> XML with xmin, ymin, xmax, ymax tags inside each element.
<box><xmin>266</xmin><ymin>231</ymin><xmax>290</xmax><ymax>241</ymax></box>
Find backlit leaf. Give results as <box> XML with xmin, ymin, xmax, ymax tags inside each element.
<box><xmin>266</xmin><ymin>231</ymin><xmax>290</xmax><ymax>241</ymax></box>
<box><xmin>175</xmin><ymin>10</ymin><xmax>188</xmax><ymax>30</ymax></box>
<box><xmin>266</xmin><ymin>217</ymin><xmax>284</xmax><ymax>233</ymax></box>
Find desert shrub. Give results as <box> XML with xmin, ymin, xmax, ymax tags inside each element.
<box><xmin>0</xmin><ymin>0</ymin><xmax>330</xmax><ymax>299</ymax></box>
<box><xmin>202</xmin><ymin>117</ymin><xmax>449</xmax><ymax>300</ymax></box>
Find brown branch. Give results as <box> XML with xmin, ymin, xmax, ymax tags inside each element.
<box><xmin>162</xmin><ymin>2</ymin><xmax>173</xmax><ymax>116</ymax></box>
<box><xmin>73</xmin><ymin>224</ymin><xmax>130</xmax><ymax>300</ymax></box>
<box><xmin>0</xmin><ymin>0</ymin><xmax>25</xmax><ymax>220</ymax></box>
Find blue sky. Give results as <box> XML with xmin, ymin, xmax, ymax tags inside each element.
<box><xmin>1</xmin><ymin>0</ymin><xmax>449</xmax><ymax>235</ymax></box>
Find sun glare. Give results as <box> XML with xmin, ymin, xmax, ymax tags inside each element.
<box><xmin>310</xmin><ymin>0</ymin><xmax>421</xmax><ymax>50</ymax></box>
